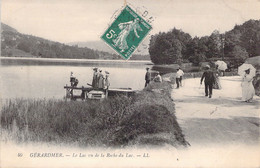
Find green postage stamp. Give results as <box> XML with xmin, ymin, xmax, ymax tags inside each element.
<box><xmin>101</xmin><ymin>5</ymin><xmax>152</xmax><ymax>60</ymax></box>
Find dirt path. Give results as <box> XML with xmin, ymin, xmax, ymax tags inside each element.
<box><xmin>171</xmin><ymin>76</ymin><xmax>260</xmax><ymax>145</ymax></box>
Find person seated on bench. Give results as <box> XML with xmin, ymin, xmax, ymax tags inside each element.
<box><xmin>153</xmin><ymin>72</ymin><xmax>162</xmax><ymax>83</ymax></box>
<box><xmin>70</xmin><ymin>72</ymin><xmax>79</xmax><ymax>87</ymax></box>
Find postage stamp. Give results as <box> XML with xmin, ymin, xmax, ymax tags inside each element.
<box><xmin>101</xmin><ymin>5</ymin><xmax>152</xmax><ymax>60</ymax></box>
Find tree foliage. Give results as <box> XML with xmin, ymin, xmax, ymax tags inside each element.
<box><xmin>149</xmin><ymin>19</ymin><xmax>260</xmax><ymax>65</ymax></box>
<box><xmin>149</xmin><ymin>28</ymin><xmax>191</xmax><ymax>64</ymax></box>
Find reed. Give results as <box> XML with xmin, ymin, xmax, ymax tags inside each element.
<box><xmin>0</xmin><ymin>81</ymin><xmax>188</xmax><ymax>147</ymax></box>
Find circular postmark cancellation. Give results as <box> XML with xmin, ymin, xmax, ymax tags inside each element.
<box><xmin>101</xmin><ymin>5</ymin><xmax>153</xmax><ymax>60</ymax></box>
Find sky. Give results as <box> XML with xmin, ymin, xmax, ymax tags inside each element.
<box><xmin>1</xmin><ymin>0</ymin><xmax>260</xmax><ymax>43</ymax></box>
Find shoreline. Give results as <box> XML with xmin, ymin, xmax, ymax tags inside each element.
<box><xmin>0</xmin><ymin>56</ymin><xmax>153</xmax><ymax>64</ymax></box>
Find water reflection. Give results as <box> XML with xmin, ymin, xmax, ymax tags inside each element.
<box><xmin>0</xmin><ymin>58</ymin><xmax>153</xmax><ymax>99</ymax></box>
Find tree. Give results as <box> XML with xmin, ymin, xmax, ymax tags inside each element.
<box><xmin>207</xmin><ymin>30</ymin><xmax>222</xmax><ymax>58</ymax></box>
<box><xmin>149</xmin><ymin>28</ymin><xmax>191</xmax><ymax>64</ymax></box>
<box><xmin>149</xmin><ymin>33</ymin><xmax>172</xmax><ymax>64</ymax></box>
<box><xmin>17</xmin><ymin>40</ymin><xmax>31</xmax><ymax>52</ymax></box>
<box><xmin>229</xmin><ymin>45</ymin><xmax>249</xmax><ymax>66</ymax></box>
<box><xmin>240</xmin><ymin>20</ymin><xmax>260</xmax><ymax>57</ymax></box>
<box><xmin>230</xmin><ymin>45</ymin><xmax>248</xmax><ymax>59</ymax></box>
<box><xmin>187</xmin><ymin>37</ymin><xmax>207</xmax><ymax>65</ymax></box>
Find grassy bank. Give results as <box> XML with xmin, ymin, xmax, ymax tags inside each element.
<box><xmin>0</xmin><ymin>80</ymin><xmax>188</xmax><ymax>147</ymax></box>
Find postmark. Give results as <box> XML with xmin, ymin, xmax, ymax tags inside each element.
<box><xmin>101</xmin><ymin>5</ymin><xmax>152</xmax><ymax>60</ymax></box>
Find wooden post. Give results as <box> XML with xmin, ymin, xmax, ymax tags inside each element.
<box><xmin>81</xmin><ymin>86</ymin><xmax>85</xmax><ymax>101</ymax></box>
<box><xmin>70</xmin><ymin>87</ymin><xmax>74</xmax><ymax>100</ymax></box>
<box><xmin>105</xmin><ymin>88</ymin><xmax>108</xmax><ymax>98</ymax></box>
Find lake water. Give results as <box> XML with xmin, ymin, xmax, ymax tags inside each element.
<box><xmin>0</xmin><ymin>57</ymin><xmax>153</xmax><ymax>99</ymax></box>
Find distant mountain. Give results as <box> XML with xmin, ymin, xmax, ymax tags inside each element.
<box><xmin>68</xmin><ymin>39</ymin><xmax>150</xmax><ymax>55</ymax></box>
<box><xmin>1</xmin><ymin>23</ymin><xmax>150</xmax><ymax>60</ymax></box>
<box><xmin>68</xmin><ymin>41</ymin><xmax>114</xmax><ymax>53</ymax></box>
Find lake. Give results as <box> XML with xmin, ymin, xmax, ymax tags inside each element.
<box><xmin>0</xmin><ymin>57</ymin><xmax>153</xmax><ymax>99</ymax></box>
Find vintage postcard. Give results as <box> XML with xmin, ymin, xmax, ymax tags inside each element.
<box><xmin>1</xmin><ymin>0</ymin><xmax>260</xmax><ymax>167</ymax></box>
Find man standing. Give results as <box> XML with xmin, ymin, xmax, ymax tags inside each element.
<box><xmin>176</xmin><ymin>68</ymin><xmax>184</xmax><ymax>88</ymax></box>
<box><xmin>104</xmin><ymin>72</ymin><xmax>110</xmax><ymax>90</ymax></box>
<box><xmin>104</xmin><ymin>71</ymin><xmax>110</xmax><ymax>98</ymax></box>
<box><xmin>92</xmin><ymin>68</ymin><xmax>98</xmax><ymax>89</ymax></box>
<box><xmin>145</xmin><ymin>67</ymin><xmax>151</xmax><ymax>87</ymax></box>
<box><xmin>200</xmin><ymin>65</ymin><xmax>215</xmax><ymax>98</ymax></box>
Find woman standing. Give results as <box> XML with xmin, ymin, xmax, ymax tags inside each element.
<box><xmin>104</xmin><ymin>73</ymin><xmax>110</xmax><ymax>89</ymax></box>
<box><xmin>241</xmin><ymin>69</ymin><xmax>255</xmax><ymax>102</ymax></box>
<box><xmin>213</xmin><ymin>66</ymin><xmax>222</xmax><ymax>89</ymax></box>
<box><xmin>98</xmin><ymin>69</ymin><xmax>105</xmax><ymax>89</ymax></box>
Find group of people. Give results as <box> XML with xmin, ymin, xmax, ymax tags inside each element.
<box><xmin>144</xmin><ymin>64</ymin><xmax>255</xmax><ymax>102</ymax></box>
<box><xmin>200</xmin><ymin>64</ymin><xmax>255</xmax><ymax>102</ymax></box>
<box><xmin>92</xmin><ymin>68</ymin><xmax>110</xmax><ymax>89</ymax></box>
<box><xmin>170</xmin><ymin>65</ymin><xmax>221</xmax><ymax>98</ymax></box>
<box><xmin>145</xmin><ymin>67</ymin><xmax>162</xmax><ymax>87</ymax></box>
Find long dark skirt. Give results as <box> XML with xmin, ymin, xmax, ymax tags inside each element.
<box><xmin>213</xmin><ymin>77</ymin><xmax>221</xmax><ymax>89</ymax></box>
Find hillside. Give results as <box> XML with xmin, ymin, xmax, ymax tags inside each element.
<box><xmin>68</xmin><ymin>39</ymin><xmax>150</xmax><ymax>55</ymax></box>
<box><xmin>1</xmin><ymin>23</ymin><xmax>18</xmax><ymax>33</ymax></box>
<box><xmin>0</xmin><ymin>23</ymin><xmax>150</xmax><ymax>60</ymax></box>
<box><xmin>68</xmin><ymin>41</ymin><xmax>112</xmax><ymax>53</ymax></box>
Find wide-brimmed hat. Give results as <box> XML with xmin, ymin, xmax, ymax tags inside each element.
<box><xmin>93</xmin><ymin>67</ymin><xmax>98</xmax><ymax>70</ymax></box>
<box><xmin>105</xmin><ymin>71</ymin><xmax>110</xmax><ymax>74</ymax></box>
<box><xmin>206</xmin><ymin>65</ymin><xmax>210</xmax><ymax>69</ymax></box>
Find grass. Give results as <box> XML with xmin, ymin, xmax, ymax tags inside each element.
<box><xmin>0</xmin><ymin>80</ymin><xmax>188</xmax><ymax>148</ymax></box>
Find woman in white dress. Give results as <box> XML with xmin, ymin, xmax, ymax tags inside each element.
<box><xmin>241</xmin><ymin>69</ymin><xmax>255</xmax><ymax>102</ymax></box>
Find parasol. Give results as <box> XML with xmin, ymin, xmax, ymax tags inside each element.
<box><xmin>215</xmin><ymin>60</ymin><xmax>227</xmax><ymax>71</ymax></box>
<box><xmin>238</xmin><ymin>63</ymin><xmax>256</xmax><ymax>77</ymax></box>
